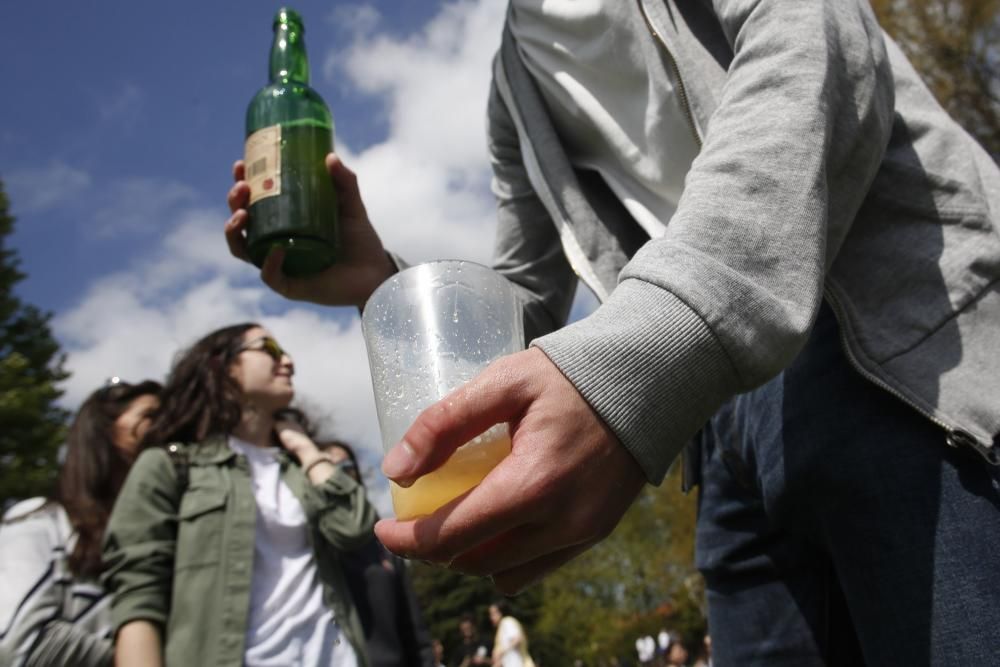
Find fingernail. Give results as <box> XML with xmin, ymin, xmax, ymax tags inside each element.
<box><xmin>382</xmin><ymin>440</ymin><xmax>417</xmax><ymax>482</ymax></box>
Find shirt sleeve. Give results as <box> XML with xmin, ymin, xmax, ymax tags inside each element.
<box><xmin>531</xmin><ymin>0</ymin><xmax>894</xmax><ymax>483</ymax></box>
<box><xmin>298</xmin><ymin>468</ymin><xmax>377</xmax><ymax>552</ymax></box>
<box><xmin>101</xmin><ymin>448</ymin><xmax>180</xmax><ymax>634</ymax></box>
<box><xmin>22</xmin><ymin>620</ymin><xmax>112</xmax><ymax>667</ymax></box>
<box><xmin>487</xmin><ymin>76</ymin><xmax>580</xmax><ymax>344</ymax></box>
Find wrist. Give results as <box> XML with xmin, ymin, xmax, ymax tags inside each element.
<box><xmin>298</xmin><ymin>450</ymin><xmax>325</xmax><ymax>468</ymax></box>
<box><xmin>355</xmin><ymin>251</ymin><xmax>397</xmax><ymax>309</ymax></box>
<box><xmin>302</xmin><ymin>453</ymin><xmax>335</xmax><ymax>477</ymax></box>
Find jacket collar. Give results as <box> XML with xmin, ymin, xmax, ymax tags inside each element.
<box><xmin>186</xmin><ymin>433</ymin><xmax>297</xmax><ymax>467</ymax></box>
<box><xmin>187</xmin><ymin>434</ymin><xmax>237</xmax><ymax>465</ymax></box>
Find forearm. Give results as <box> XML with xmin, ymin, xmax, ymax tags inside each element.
<box><xmin>114</xmin><ymin>621</ymin><xmax>162</xmax><ymax>667</ymax></box>
<box><xmin>102</xmin><ymin>450</ymin><xmax>177</xmax><ymax>633</ymax></box>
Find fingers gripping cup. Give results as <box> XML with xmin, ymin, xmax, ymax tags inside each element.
<box><xmin>362</xmin><ymin>261</ymin><xmax>524</xmax><ymax>520</ymax></box>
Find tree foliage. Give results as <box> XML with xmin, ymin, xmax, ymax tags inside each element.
<box><xmin>0</xmin><ymin>179</ymin><xmax>70</xmax><ymax>507</ymax></box>
<box><xmin>871</xmin><ymin>0</ymin><xmax>1000</xmax><ymax>160</ymax></box>
<box><xmin>410</xmin><ymin>466</ymin><xmax>704</xmax><ymax>665</ymax></box>
<box><xmin>409</xmin><ymin>559</ymin><xmax>551</xmax><ymax>663</ymax></box>
<box><xmin>533</xmin><ymin>464</ymin><xmax>704</xmax><ymax>664</ymax></box>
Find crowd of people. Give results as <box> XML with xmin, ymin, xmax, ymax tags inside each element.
<box><xmin>0</xmin><ymin>322</ymin><xmax>558</xmax><ymax>666</ymax></box>
<box><xmin>0</xmin><ymin>324</ymin><xmax>400</xmax><ymax>665</ymax></box>
<box><xmin>633</xmin><ymin>631</ymin><xmax>711</xmax><ymax>667</ymax></box>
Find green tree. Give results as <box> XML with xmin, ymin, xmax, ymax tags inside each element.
<box><xmin>409</xmin><ymin>560</ymin><xmax>551</xmax><ymax>663</ymax></box>
<box><xmin>871</xmin><ymin>0</ymin><xmax>1000</xmax><ymax>160</ymax></box>
<box><xmin>0</xmin><ymin>178</ymin><xmax>70</xmax><ymax>507</ymax></box>
<box><xmin>410</xmin><ymin>466</ymin><xmax>704</xmax><ymax>665</ymax></box>
<box><xmin>533</xmin><ymin>464</ymin><xmax>704</xmax><ymax>663</ymax></box>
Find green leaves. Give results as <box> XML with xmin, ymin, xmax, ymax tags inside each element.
<box><xmin>408</xmin><ymin>465</ymin><xmax>704</xmax><ymax>664</ymax></box>
<box><xmin>0</xmin><ymin>179</ymin><xmax>70</xmax><ymax>508</ymax></box>
<box><xmin>871</xmin><ymin>0</ymin><xmax>1000</xmax><ymax>162</ymax></box>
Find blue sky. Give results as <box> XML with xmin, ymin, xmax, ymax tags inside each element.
<box><xmin>3</xmin><ymin>0</ymin><xmax>445</xmax><ymax>311</ymax></box>
<box><xmin>1</xmin><ymin>0</ymin><xmax>596</xmax><ymax>513</ymax></box>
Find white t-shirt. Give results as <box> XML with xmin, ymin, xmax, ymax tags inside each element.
<box><xmin>495</xmin><ymin>616</ymin><xmax>529</xmax><ymax>667</ymax></box>
<box><xmin>508</xmin><ymin>0</ymin><xmax>700</xmax><ymax>238</ymax></box>
<box><xmin>228</xmin><ymin>437</ymin><xmax>357</xmax><ymax>667</ymax></box>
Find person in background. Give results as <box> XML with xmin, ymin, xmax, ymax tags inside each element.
<box><xmin>450</xmin><ymin>612</ymin><xmax>492</xmax><ymax>667</ymax></box>
<box><xmin>662</xmin><ymin>632</ymin><xmax>688</xmax><ymax>667</ymax></box>
<box><xmin>433</xmin><ymin>638</ymin><xmax>446</xmax><ymax>667</ymax></box>
<box><xmin>489</xmin><ymin>601</ymin><xmax>534</xmax><ymax>667</ymax></box>
<box><xmin>635</xmin><ymin>635</ymin><xmax>656</xmax><ymax>667</ymax></box>
<box><xmin>322</xmin><ymin>439</ymin><xmax>436</xmax><ymax>667</ymax></box>
<box><xmin>102</xmin><ymin>323</ymin><xmax>376</xmax><ymax>667</ymax></box>
<box><xmin>0</xmin><ymin>378</ymin><xmax>161</xmax><ymax>667</ymax></box>
<box><xmin>691</xmin><ymin>634</ymin><xmax>711</xmax><ymax>667</ymax></box>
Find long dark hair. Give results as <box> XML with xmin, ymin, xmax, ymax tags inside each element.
<box><xmin>317</xmin><ymin>438</ymin><xmax>362</xmax><ymax>484</ymax></box>
<box><xmin>57</xmin><ymin>379</ymin><xmax>162</xmax><ymax>578</ymax></box>
<box><xmin>141</xmin><ymin>323</ymin><xmax>257</xmax><ymax>446</ymax></box>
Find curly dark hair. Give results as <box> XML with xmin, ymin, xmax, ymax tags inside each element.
<box><xmin>317</xmin><ymin>438</ymin><xmax>362</xmax><ymax>484</ymax></box>
<box><xmin>57</xmin><ymin>379</ymin><xmax>162</xmax><ymax>577</ymax></box>
<box><xmin>140</xmin><ymin>323</ymin><xmax>258</xmax><ymax>447</ymax></box>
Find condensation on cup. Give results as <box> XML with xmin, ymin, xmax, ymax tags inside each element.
<box><xmin>362</xmin><ymin>260</ymin><xmax>524</xmax><ymax>520</ymax></box>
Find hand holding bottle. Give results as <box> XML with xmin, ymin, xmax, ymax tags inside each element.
<box><xmin>225</xmin><ymin>153</ymin><xmax>395</xmax><ymax>308</ymax></box>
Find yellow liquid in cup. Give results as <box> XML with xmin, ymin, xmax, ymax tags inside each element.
<box><xmin>391</xmin><ymin>425</ymin><xmax>512</xmax><ymax>520</ymax></box>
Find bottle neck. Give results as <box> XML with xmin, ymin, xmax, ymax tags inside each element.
<box><xmin>269</xmin><ymin>23</ymin><xmax>309</xmax><ymax>84</ymax></box>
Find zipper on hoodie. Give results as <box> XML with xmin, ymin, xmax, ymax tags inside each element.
<box><xmin>825</xmin><ymin>289</ymin><xmax>999</xmax><ymax>466</ymax></box>
<box><xmin>637</xmin><ymin>0</ymin><xmax>702</xmax><ymax>148</ymax></box>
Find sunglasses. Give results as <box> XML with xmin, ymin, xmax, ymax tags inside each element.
<box><xmin>231</xmin><ymin>336</ymin><xmax>290</xmax><ymax>362</ymax></box>
<box><xmin>97</xmin><ymin>376</ymin><xmax>132</xmax><ymax>399</ymax></box>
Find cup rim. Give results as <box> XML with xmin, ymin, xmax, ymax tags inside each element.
<box><xmin>363</xmin><ymin>259</ymin><xmax>508</xmax><ymax>315</ymax></box>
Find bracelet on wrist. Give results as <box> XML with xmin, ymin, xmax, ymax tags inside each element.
<box><xmin>303</xmin><ymin>454</ymin><xmax>335</xmax><ymax>476</ymax></box>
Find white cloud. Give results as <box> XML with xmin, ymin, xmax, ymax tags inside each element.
<box><xmin>5</xmin><ymin>161</ymin><xmax>92</xmax><ymax>212</ymax></box>
<box><xmin>325</xmin><ymin>3</ymin><xmax>381</xmax><ymax>38</ymax></box>
<box><xmin>323</xmin><ymin>0</ymin><xmax>507</xmax><ymax>264</ymax></box>
<box><xmin>53</xmin><ymin>222</ymin><xmax>393</xmax><ymax>513</ymax></box>
<box><xmin>92</xmin><ymin>178</ymin><xmax>199</xmax><ymax>237</ymax></box>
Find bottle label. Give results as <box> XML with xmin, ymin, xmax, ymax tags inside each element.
<box><xmin>245</xmin><ymin>125</ymin><xmax>282</xmax><ymax>205</ymax></box>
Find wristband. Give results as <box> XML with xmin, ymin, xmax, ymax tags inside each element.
<box><xmin>303</xmin><ymin>454</ymin><xmax>335</xmax><ymax>476</ymax></box>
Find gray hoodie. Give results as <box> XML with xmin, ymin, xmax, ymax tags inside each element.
<box><xmin>487</xmin><ymin>0</ymin><xmax>1000</xmax><ymax>482</ymax></box>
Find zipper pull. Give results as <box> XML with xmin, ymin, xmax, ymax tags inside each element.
<box><xmin>947</xmin><ymin>429</ymin><xmax>1000</xmax><ymax>466</ymax></box>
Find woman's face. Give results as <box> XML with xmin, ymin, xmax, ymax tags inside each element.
<box><xmin>489</xmin><ymin>605</ymin><xmax>502</xmax><ymax>626</ymax></box>
<box><xmin>228</xmin><ymin>327</ymin><xmax>295</xmax><ymax>412</ymax></box>
<box><xmin>667</xmin><ymin>643</ymin><xmax>688</xmax><ymax>665</ymax></box>
<box><xmin>112</xmin><ymin>393</ymin><xmax>160</xmax><ymax>455</ymax></box>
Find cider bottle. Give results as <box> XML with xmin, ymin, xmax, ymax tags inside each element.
<box><xmin>244</xmin><ymin>8</ymin><xmax>338</xmax><ymax>277</ymax></box>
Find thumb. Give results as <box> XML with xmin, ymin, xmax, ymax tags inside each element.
<box><xmin>326</xmin><ymin>153</ymin><xmax>369</xmax><ymax>221</ymax></box>
<box><xmin>381</xmin><ymin>357</ymin><xmax>527</xmax><ymax>486</ymax></box>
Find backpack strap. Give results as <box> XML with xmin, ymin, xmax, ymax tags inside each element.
<box><xmin>165</xmin><ymin>443</ymin><xmax>190</xmax><ymax>493</ymax></box>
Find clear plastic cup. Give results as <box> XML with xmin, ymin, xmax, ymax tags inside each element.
<box><xmin>362</xmin><ymin>260</ymin><xmax>524</xmax><ymax>519</ymax></box>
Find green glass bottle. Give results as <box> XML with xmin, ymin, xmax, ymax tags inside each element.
<box><xmin>244</xmin><ymin>8</ymin><xmax>338</xmax><ymax>277</ymax></box>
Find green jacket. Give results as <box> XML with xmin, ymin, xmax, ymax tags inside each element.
<box><xmin>102</xmin><ymin>436</ymin><xmax>377</xmax><ymax>666</ymax></box>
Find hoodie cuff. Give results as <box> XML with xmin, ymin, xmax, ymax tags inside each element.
<box><xmin>532</xmin><ymin>279</ymin><xmax>739</xmax><ymax>483</ymax></box>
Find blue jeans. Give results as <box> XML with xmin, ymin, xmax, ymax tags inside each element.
<box><xmin>694</xmin><ymin>304</ymin><xmax>1000</xmax><ymax>666</ymax></box>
